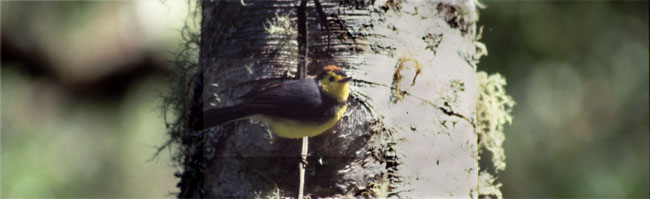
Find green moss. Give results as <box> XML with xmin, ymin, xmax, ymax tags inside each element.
<box><xmin>254</xmin><ymin>184</ymin><xmax>280</xmax><ymax>199</ymax></box>
<box><xmin>474</xmin><ymin>71</ymin><xmax>514</xmax><ymax>198</ymax></box>
<box><xmin>264</xmin><ymin>13</ymin><xmax>296</xmax><ymax>36</ymax></box>
<box><xmin>478</xmin><ymin>171</ymin><xmax>503</xmax><ymax>198</ymax></box>
<box><xmin>367</xmin><ymin>180</ymin><xmax>390</xmax><ymax>198</ymax></box>
<box><xmin>263</xmin><ymin>12</ymin><xmax>299</xmax><ymax>61</ymax></box>
<box><xmin>476</xmin><ymin>71</ymin><xmax>514</xmax><ymax>172</ymax></box>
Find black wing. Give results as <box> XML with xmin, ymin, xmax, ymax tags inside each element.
<box><xmin>236</xmin><ymin>79</ymin><xmax>327</xmax><ymax>120</ymax></box>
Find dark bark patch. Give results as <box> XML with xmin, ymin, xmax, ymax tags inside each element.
<box><xmin>437</xmin><ymin>3</ymin><xmax>472</xmax><ymax>35</ymax></box>
<box><xmin>367</xmin><ymin>120</ymin><xmax>399</xmax><ymax>197</ymax></box>
<box><xmin>339</xmin><ymin>0</ymin><xmax>373</xmax><ymax>10</ymax></box>
<box><xmin>304</xmin><ymin>99</ymin><xmax>377</xmax><ymax>197</ymax></box>
<box><xmin>369</xmin><ymin>42</ymin><xmax>396</xmax><ymax>56</ymax></box>
<box><xmin>379</xmin><ymin>0</ymin><xmax>402</xmax><ymax>13</ymax></box>
<box><xmin>422</xmin><ymin>33</ymin><xmax>444</xmax><ymax>55</ymax></box>
<box><xmin>328</xmin><ymin>17</ymin><xmax>373</xmax><ymax>43</ymax></box>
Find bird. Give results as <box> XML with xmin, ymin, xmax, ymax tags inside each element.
<box><xmin>195</xmin><ymin>65</ymin><xmax>351</xmax><ymax>138</ymax></box>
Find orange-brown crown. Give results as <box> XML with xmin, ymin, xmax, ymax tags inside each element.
<box><xmin>323</xmin><ymin>65</ymin><xmax>342</xmax><ymax>71</ymax></box>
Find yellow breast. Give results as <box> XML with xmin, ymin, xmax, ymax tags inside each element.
<box><xmin>253</xmin><ymin>105</ymin><xmax>348</xmax><ymax>138</ymax></box>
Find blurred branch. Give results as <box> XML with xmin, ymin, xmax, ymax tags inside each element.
<box><xmin>2</xmin><ymin>35</ymin><xmax>167</xmax><ymax>101</ymax></box>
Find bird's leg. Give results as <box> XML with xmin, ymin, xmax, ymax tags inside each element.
<box><xmin>301</xmin><ymin>137</ymin><xmax>309</xmax><ymax>165</ymax></box>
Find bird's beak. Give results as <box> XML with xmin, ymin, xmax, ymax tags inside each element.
<box><xmin>338</xmin><ymin>77</ymin><xmax>352</xmax><ymax>83</ymax></box>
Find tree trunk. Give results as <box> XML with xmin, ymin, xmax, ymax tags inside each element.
<box><xmin>180</xmin><ymin>0</ymin><xmax>481</xmax><ymax>198</ymax></box>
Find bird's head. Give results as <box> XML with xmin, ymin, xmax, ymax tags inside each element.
<box><xmin>316</xmin><ymin>65</ymin><xmax>351</xmax><ymax>103</ymax></box>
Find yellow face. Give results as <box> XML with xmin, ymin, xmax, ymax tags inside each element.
<box><xmin>317</xmin><ymin>71</ymin><xmax>351</xmax><ymax>103</ymax></box>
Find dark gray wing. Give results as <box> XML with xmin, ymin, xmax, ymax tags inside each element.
<box><xmin>235</xmin><ymin>79</ymin><xmax>326</xmax><ymax>120</ymax></box>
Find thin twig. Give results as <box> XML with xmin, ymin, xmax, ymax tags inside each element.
<box><xmin>298</xmin><ymin>137</ymin><xmax>308</xmax><ymax>199</ymax></box>
<box><xmin>297</xmin><ymin>1</ymin><xmax>309</xmax><ymax>198</ymax></box>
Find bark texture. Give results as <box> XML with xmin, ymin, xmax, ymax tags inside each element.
<box><xmin>180</xmin><ymin>0</ymin><xmax>481</xmax><ymax>198</ymax></box>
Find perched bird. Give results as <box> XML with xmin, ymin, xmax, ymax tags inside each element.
<box><xmin>196</xmin><ymin>65</ymin><xmax>351</xmax><ymax>138</ymax></box>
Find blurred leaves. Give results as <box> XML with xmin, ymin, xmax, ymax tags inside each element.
<box><xmin>479</xmin><ymin>1</ymin><xmax>648</xmax><ymax>197</ymax></box>
<box><xmin>2</xmin><ymin>1</ymin><xmax>194</xmax><ymax>198</ymax></box>
<box><xmin>2</xmin><ymin>66</ymin><xmax>177</xmax><ymax>197</ymax></box>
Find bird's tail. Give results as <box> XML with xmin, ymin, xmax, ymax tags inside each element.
<box><xmin>192</xmin><ymin>105</ymin><xmax>252</xmax><ymax>131</ymax></box>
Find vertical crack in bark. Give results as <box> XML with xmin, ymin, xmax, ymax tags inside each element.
<box><xmin>297</xmin><ymin>0</ymin><xmax>308</xmax><ymax>79</ymax></box>
<box><xmin>313</xmin><ymin>0</ymin><xmax>331</xmax><ymax>54</ymax></box>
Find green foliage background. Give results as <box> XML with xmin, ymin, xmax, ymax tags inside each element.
<box><xmin>479</xmin><ymin>1</ymin><xmax>648</xmax><ymax>197</ymax></box>
<box><xmin>1</xmin><ymin>1</ymin><xmax>648</xmax><ymax>198</ymax></box>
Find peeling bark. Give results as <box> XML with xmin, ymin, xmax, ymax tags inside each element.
<box><xmin>180</xmin><ymin>0</ymin><xmax>481</xmax><ymax>198</ymax></box>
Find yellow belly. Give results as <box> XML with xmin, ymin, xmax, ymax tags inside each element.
<box><xmin>251</xmin><ymin>105</ymin><xmax>347</xmax><ymax>138</ymax></box>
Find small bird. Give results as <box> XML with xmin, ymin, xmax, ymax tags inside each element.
<box><xmin>196</xmin><ymin>65</ymin><xmax>351</xmax><ymax>138</ymax></box>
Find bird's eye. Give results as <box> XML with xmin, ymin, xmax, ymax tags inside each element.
<box><xmin>329</xmin><ymin>77</ymin><xmax>335</xmax><ymax>82</ymax></box>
